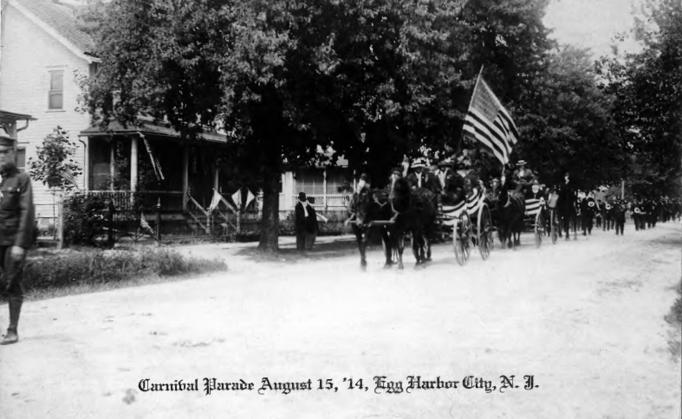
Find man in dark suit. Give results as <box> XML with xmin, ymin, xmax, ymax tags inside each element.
<box><xmin>294</xmin><ymin>192</ymin><xmax>308</xmax><ymax>251</ymax></box>
<box><xmin>406</xmin><ymin>159</ymin><xmax>439</xmax><ymax>194</ymax></box>
<box><xmin>0</xmin><ymin>135</ymin><xmax>35</xmax><ymax>345</ymax></box>
<box><xmin>557</xmin><ymin>171</ymin><xmax>576</xmax><ymax>240</ymax></box>
<box><xmin>304</xmin><ymin>198</ymin><xmax>319</xmax><ymax>250</ymax></box>
<box><xmin>294</xmin><ymin>192</ymin><xmax>320</xmax><ymax>251</ymax></box>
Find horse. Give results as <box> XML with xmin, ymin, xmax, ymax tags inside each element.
<box><xmin>388</xmin><ymin>177</ymin><xmax>437</xmax><ymax>268</ymax></box>
<box><xmin>348</xmin><ymin>186</ymin><xmax>393</xmax><ymax>269</ymax></box>
<box><xmin>494</xmin><ymin>187</ymin><xmax>524</xmax><ymax>248</ymax></box>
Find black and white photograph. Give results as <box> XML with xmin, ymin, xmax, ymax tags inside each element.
<box><xmin>0</xmin><ymin>0</ymin><xmax>680</xmax><ymax>417</ymax></box>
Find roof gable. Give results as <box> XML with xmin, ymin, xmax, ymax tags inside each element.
<box><xmin>8</xmin><ymin>0</ymin><xmax>97</xmax><ymax>62</ymax></box>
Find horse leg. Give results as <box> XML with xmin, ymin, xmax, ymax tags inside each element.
<box><xmin>397</xmin><ymin>235</ymin><xmax>405</xmax><ymax>269</ymax></box>
<box><xmin>382</xmin><ymin>228</ymin><xmax>393</xmax><ymax>268</ymax></box>
<box><xmin>355</xmin><ymin>230</ymin><xmax>367</xmax><ymax>269</ymax></box>
<box><xmin>412</xmin><ymin>233</ymin><xmax>423</xmax><ymax>264</ymax></box>
<box><xmin>425</xmin><ymin>236</ymin><xmax>432</xmax><ymax>262</ymax></box>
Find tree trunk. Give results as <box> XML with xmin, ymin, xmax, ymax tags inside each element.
<box><xmin>258</xmin><ymin>169</ymin><xmax>280</xmax><ymax>252</ymax></box>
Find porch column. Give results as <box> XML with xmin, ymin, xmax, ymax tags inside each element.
<box><xmin>282</xmin><ymin>172</ymin><xmax>294</xmax><ymax>209</ymax></box>
<box><xmin>109</xmin><ymin>141</ymin><xmax>115</xmax><ymax>191</ymax></box>
<box><xmin>6</xmin><ymin>122</ymin><xmax>17</xmax><ymax>139</ymax></box>
<box><xmin>182</xmin><ymin>146</ymin><xmax>189</xmax><ymax>211</ymax></box>
<box><xmin>83</xmin><ymin>136</ymin><xmax>90</xmax><ymax>191</ymax></box>
<box><xmin>130</xmin><ymin>136</ymin><xmax>138</xmax><ymax>193</ymax></box>
<box><xmin>323</xmin><ymin>168</ymin><xmax>327</xmax><ymax>210</ymax></box>
<box><xmin>214</xmin><ymin>166</ymin><xmax>220</xmax><ymax>191</ymax></box>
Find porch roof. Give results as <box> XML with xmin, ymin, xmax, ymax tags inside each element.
<box><xmin>80</xmin><ymin>120</ymin><xmax>228</xmax><ymax>144</ymax></box>
<box><xmin>0</xmin><ymin>110</ymin><xmax>35</xmax><ymax>124</ymax></box>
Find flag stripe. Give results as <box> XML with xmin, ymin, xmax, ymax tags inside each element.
<box><xmin>462</xmin><ymin>120</ymin><xmax>506</xmax><ymax>163</ymax></box>
<box><xmin>470</xmin><ymin>108</ymin><xmax>511</xmax><ymax>154</ymax></box>
<box><xmin>464</xmin><ymin>111</ymin><xmax>510</xmax><ymax>162</ymax></box>
<box><xmin>466</xmin><ymin>189</ymin><xmax>485</xmax><ymax>215</ymax></box>
<box><xmin>525</xmin><ymin>198</ymin><xmax>542</xmax><ymax>216</ymax></box>
<box><xmin>462</xmin><ymin>73</ymin><xmax>519</xmax><ymax>162</ymax></box>
<box><xmin>493</xmin><ymin>117</ymin><xmax>514</xmax><ymax>153</ymax></box>
<box><xmin>498</xmin><ymin>109</ymin><xmax>519</xmax><ymax>139</ymax></box>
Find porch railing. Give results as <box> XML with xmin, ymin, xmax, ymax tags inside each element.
<box><xmin>186</xmin><ymin>193</ymin><xmax>210</xmax><ymax>234</ymax></box>
<box><xmin>85</xmin><ymin>190</ymin><xmax>184</xmax><ymax>212</ymax></box>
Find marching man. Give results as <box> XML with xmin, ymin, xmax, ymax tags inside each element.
<box><xmin>0</xmin><ymin>133</ymin><xmax>35</xmax><ymax>345</ymax></box>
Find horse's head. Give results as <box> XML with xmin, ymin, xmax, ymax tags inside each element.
<box><xmin>352</xmin><ymin>186</ymin><xmax>375</xmax><ymax>226</ymax></box>
<box><xmin>497</xmin><ymin>187</ymin><xmax>510</xmax><ymax>209</ymax></box>
<box><xmin>389</xmin><ymin>177</ymin><xmax>411</xmax><ymax>213</ymax></box>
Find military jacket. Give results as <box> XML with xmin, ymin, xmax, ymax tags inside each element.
<box><xmin>0</xmin><ymin>168</ymin><xmax>35</xmax><ymax>248</ymax></box>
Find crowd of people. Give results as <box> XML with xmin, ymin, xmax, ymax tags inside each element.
<box><xmin>362</xmin><ymin>157</ymin><xmax>682</xmax><ymax>236</ymax></box>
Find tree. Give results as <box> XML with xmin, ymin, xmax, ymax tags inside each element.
<box><xmin>81</xmin><ymin>0</ymin><xmax>473</xmax><ymax>251</ymax></box>
<box><xmin>28</xmin><ymin>126</ymin><xmax>82</xmax><ymax>191</ymax></box>
<box><xmin>600</xmin><ymin>0</ymin><xmax>682</xmax><ymax>197</ymax></box>
<box><xmin>516</xmin><ymin>46</ymin><xmax>626</xmax><ymax>188</ymax></box>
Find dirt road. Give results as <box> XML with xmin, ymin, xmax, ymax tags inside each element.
<box><xmin>1</xmin><ymin>223</ymin><xmax>680</xmax><ymax>418</ymax></box>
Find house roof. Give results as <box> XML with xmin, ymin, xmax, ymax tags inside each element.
<box><xmin>0</xmin><ymin>110</ymin><xmax>35</xmax><ymax>124</ymax></box>
<box><xmin>10</xmin><ymin>0</ymin><xmax>96</xmax><ymax>60</ymax></box>
<box><xmin>80</xmin><ymin>120</ymin><xmax>228</xmax><ymax>144</ymax></box>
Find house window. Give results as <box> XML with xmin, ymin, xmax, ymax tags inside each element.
<box><xmin>16</xmin><ymin>147</ymin><xmax>26</xmax><ymax>172</ymax></box>
<box><xmin>48</xmin><ymin>70</ymin><xmax>64</xmax><ymax>110</ymax></box>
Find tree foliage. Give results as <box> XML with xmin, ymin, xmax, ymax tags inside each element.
<box><xmin>28</xmin><ymin>126</ymin><xmax>82</xmax><ymax>191</ymax></box>
<box><xmin>80</xmin><ymin>0</ymin><xmax>679</xmax><ymax>250</ymax></box>
<box><xmin>600</xmin><ymin>0</ymin><xmax>682</xmax><ymax>197</ymax></box>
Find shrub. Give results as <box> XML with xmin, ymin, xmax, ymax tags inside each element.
<box><xmin>17</xmin><ymin>247</ymin><xmax>226</xmax><ymax>297</ymax></box>
<box><xmin>63</xmin><ymin>193</ymin><xmax>108</xmax><ymax>246</ymax></box>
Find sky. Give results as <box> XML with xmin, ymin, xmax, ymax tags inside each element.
<box><xmin>544</xmin><ymin>0</ymin><xmax>645</xmax><ymax>57</ymax></box>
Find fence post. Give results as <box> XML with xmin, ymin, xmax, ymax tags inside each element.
<box><xmin>107</xmin><ymin>199</ymin><xmax>115</xmax><ymax>247</ymax></box>
<box><xmin>155</xmin><ymin>197</ymin><xmax>161</xmax><ymax>241</ymax></box>
<box><xmin>56</xmin><ymin>194</ymin><xmax>64</xmax><ymax>249</ymax></box>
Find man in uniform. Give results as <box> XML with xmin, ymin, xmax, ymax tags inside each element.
<box><xmin>0</xmin><ymin>134</ymin><xmax>34</xmax><ymax>345</ymax></box>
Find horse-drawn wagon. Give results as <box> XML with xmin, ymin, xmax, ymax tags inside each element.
<box><xmin>440</xmin><ymin>188</ymin><xmax>494</xmax><ymax>265</ymax></box>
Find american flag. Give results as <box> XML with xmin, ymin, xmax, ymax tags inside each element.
<box><xmin>462</xmin><ymin>73</ymin><xmax>519</xmax><ymax>164</ymax></box>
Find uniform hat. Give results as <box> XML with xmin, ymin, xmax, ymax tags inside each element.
<box><xmin>516</xmin><ymin>160</ymin><xmax>527</xmax><ymax>166</ymax></box>
<box><xmin>412</xmin><ymin>159</ymin><xmax>426</xmax><ymax>169</ymax></box>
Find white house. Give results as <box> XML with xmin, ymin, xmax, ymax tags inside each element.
<box><xmin>0</xmin><ymin>0</ymin><xmax>352</xmax><ymax>235</ymax></box>
<box><xmin>0</xmin><ymin>0</ymin><xmax>96</xmax><ymax>226</ymax></box>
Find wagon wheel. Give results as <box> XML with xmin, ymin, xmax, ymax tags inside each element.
<box><xmin>550</xmin><ymin>209</ymin><xmax>558</xmax><ymax>244</ymax></box>
<box><xmin>477</xmin><ymin>204</ymin><xmax>492</xmax><ymax>260</ymax></box>
<box><xmin>534</xmin><ymin>210</ymin><xmax>544</xmax><ymax>248</ymax></box>
<box><xmin>453</xmin><ymin>213</ymin><xmax>471</xmax><ymax>265</ymax></box>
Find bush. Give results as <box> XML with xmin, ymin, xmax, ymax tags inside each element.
<box><xmin>18</xmin><ymin>247</ymin><xmax>226</xmax><ymax>296</ymax></box>
<box><xmin>63</xmin><ymin>193</ymin><xmax>108</xmax><ymax>246</ymax></box>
